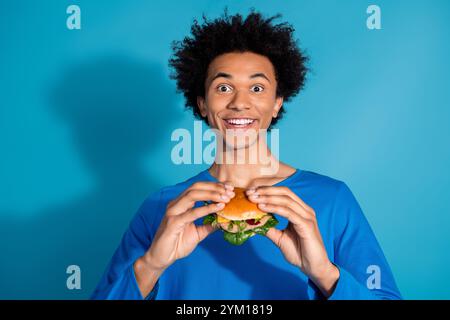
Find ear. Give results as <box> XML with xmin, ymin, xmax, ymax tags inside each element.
<box><xmin>273</xmin><ymin>96</ymin><xmax>284</xmax><ymax>118</ymax></box>
<box><xmin>197</xmin><ymin>96</ymin><xmax>207</xmax><ymax>118</ymax></box>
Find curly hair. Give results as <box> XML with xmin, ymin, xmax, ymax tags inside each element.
<box><xmin>168</xmin><ymin>8</ymin><xmax>309</xmax><ymax>129</ymax></box>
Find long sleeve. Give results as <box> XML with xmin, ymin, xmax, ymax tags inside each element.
<box><xmin>308</xmin><ymin>182</ymin><xmax>402</xmax><ymax>300</ymax></box>
<box><xmin>90</xmin><ymin>193</ymin><xmax>161</xmax><ymax>300</ymax></box>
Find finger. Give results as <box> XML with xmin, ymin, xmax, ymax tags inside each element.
<box><xmin>246</xmin><ymin>179</ymin><xmax>270</xmax><ymax>191</ymax></box>
<box><xmin>247</xmin><ymin>186</ymin><xmax>301</xmax><ymax>204</ymax></box>
<box><xmin>168</xmin><ymin>188</ymin><xmax>234</xmax><ymax>215</ymax></box>
<box><xmin>220</xmin><ymin>180</ymin><xmax>235</xmax><ymax>191</ymax></box>
<box><xmin>265</xmin><ymin>227</ymin><xmax>283</xmax><ymax>247</ymax></box>
<box><xmin>257</xmin><ymin>202</ymin><xmax>304</xmax><ymax>225</ymax></box>
<box><xmin>196</xmin><ymin>223</ymin><xmax>218</xmax><ymax>242</ymax></box>
<box><xmin>181</xmin><ymin>201</ymin><xmax>225</xmax><ymax>223</ymax></box>
<box><xmin>247</xmin><ymin>186</ymin><xmax>313</xmax><ymax>214</ymax></box>
<box><xmin>178</xmin><ymin>181</ymin><xmax>232</xmax><ymax>200</ymax></box>
<box><xmin>247</xmin><ymin>194</ymin><xmax>309</xmax><ymax>219</ymax></box>
<box><xmin>199</xmin><ymin>181</ymin><xmax>234</xmax><ymax>191</ymax></box>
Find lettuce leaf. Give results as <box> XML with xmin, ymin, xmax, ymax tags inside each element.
<box><xmin>252</xmin><ymin>216</ymin><xmax>278</xmax><ymax>235</ymax></box>
<box><xmin>222</xmin><ymin>215</ymin><xmax>279</xmax><ymax>245</ymax></box>
<box><xmin>223</xmin><ymin>229</ymin><xmax>255</xmax><ymax>245</ymax></box>
<box><xmin>203</xmin><ymin>213</ymin><xmax>279</xmax><ymax>245</ymax></box>
<box><xmin>203</xmin><ymin>213</ymin><xmax>217</xmax><ymax>227</ymax></box>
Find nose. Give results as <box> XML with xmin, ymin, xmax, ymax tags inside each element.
<box><xmin>228</xmin><ymin>89</ymin><xmax>250</xmax><ymax>111</ymax></box>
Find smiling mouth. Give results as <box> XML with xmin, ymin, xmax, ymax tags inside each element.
<box><xmin>223</xmin><ymin>118</ymin><xmax>256</xmax><ymax>129</ymax></box>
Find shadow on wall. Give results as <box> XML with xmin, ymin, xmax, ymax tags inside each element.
<box><xmin>0</xmin><ymin>56</ymin><xmax>178</xmax><ymax>299</ymax></box>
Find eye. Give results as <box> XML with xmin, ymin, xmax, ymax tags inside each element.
<box><xmin>251</xmin><ymin>85</ymin><xmax>264</xmax><ymax>93</ymax></box>
<box><xmin>216</xmin><ymin>84</ymin><xmax>233</xmax><ymax>93</ymax></box>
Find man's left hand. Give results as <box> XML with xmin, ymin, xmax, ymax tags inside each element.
<box><xmin>246</xmin><ymin>185</ymin><xmax>340</xmax><ymax>298</ymax></box>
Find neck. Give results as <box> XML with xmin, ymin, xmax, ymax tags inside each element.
<box><xmin>208</xmin><ymin>135</ymin><xmax>288</xmax><ymax>188</ymax></box>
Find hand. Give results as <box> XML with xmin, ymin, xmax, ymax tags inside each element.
<box><xmin>246</xmin><ymin>185</ymin><xmax>340</xmax><ymax>297</ymax></box>
<box><xmin>142</xmin><ymin>181</ymin><xmax>235</xmax><ymax>271</ymax></box>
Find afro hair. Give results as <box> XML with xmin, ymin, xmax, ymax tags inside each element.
<box><xmin>168</xmin><ymin>8</ymin><xmax>309</xmax><ymax>129</ymax></box>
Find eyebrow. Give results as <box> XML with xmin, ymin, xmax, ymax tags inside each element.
<box><xmin>210</xmin><ymin>72</ymin><xmax>271</xmax><ymax>83</ymax></box>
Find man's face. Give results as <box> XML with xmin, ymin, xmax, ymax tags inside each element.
<box><xmin>197</xmin><ymin>51</ymin><xmax>283</xmax><ymax>150</ymax></box>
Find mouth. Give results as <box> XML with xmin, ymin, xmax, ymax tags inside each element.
<box><xmin>222</xmin><ymin>118</ymin><xmax>257</xmax><ymax>131</ymax></box>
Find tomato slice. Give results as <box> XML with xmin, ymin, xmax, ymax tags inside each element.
<box><xmin>246</xmin><ymin>219</ymin><xmax>259</xmax><ymax>225</ymax></box>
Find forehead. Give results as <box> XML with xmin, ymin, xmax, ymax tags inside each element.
<box><xmin>206</xmin><ymin>52</ymin><xmax>276</xmax><ymax>81</ymax></box>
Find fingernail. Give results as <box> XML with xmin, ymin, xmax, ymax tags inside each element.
<box><xmin>249</xmin><ymin>194</ymin><xmax>259</xmax><ymax>199</ymax></box>
<box><xmin>246</xmin><ymin>188</ymin><xmax>255</xmax><ymax>194</ymax></box>
<box><xmin>259</xmin><ymin>203</ymin><xmax>266</xmax><ymax>208</ymax></box>
<box><xmin>220</xmin><ymin>194</ymin><xmax>229</xmax><ymax>201</ymax></box>
<box><xmin>224</xmin><ymin>184</ymin><xmax>234</xmax><ymax>190</ymax></box>
<box><xmin>216</xmin><ymin>202</ymin><xmax>225</xmax><ymax>208</ymax></box>
<box><xmin>226</xmin><ymin>190</ymin><xmax>234</xmax><ymax>197</ymax></box>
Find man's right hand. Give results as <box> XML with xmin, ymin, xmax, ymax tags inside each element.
<box><xmin>134</xmin><ymin>181</ymin><xmax>235</xmax><ymax>297</ymax></box>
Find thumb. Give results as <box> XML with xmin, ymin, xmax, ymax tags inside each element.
<box><xmin>196</xmin><ymin>223</ymin><xmax>218</xmax><ymax>242</ymax></box>
<box><xmin>265</xmin><ymin>227</ymin><xmax>283</xmax><ymax>247</ymax></box>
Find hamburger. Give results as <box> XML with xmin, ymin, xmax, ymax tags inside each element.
<box><xmin>203</xmin><ymin>187</ymin><xmax>278</xmax><ymax>245</ymax></box>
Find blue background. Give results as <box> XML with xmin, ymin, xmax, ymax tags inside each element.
<box><xmin>1</xmin><ymin>0</ymin><xmax>449</xmax><ymax>299</ymax></box>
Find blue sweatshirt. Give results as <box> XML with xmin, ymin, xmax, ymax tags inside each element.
<box><xmin>91</xmin><ymin>168</ymin><xmax>402</xmax><ymax>300</ymax></box>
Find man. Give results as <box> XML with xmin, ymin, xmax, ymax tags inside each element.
<box><xmin>91</xmin><ymin>10</ymin><xmax>402</xmax><ymax>300</ymax></box>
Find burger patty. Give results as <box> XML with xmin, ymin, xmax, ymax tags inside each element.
<box><xmin>219</xmin><ymin>215</ymin><xmax>272</xmax><ymax>233</ymax></box>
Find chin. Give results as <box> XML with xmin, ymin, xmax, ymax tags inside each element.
<box><xmin>221</xmin><ymin>135</ymin><xmax>259</xmax><ymax>152</ymax></box>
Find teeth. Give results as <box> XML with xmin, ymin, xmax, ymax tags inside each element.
<box><xmin>226</xmin><ymin>118</ymin><xmax>254</xmax><ymax>125</ymax></box>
